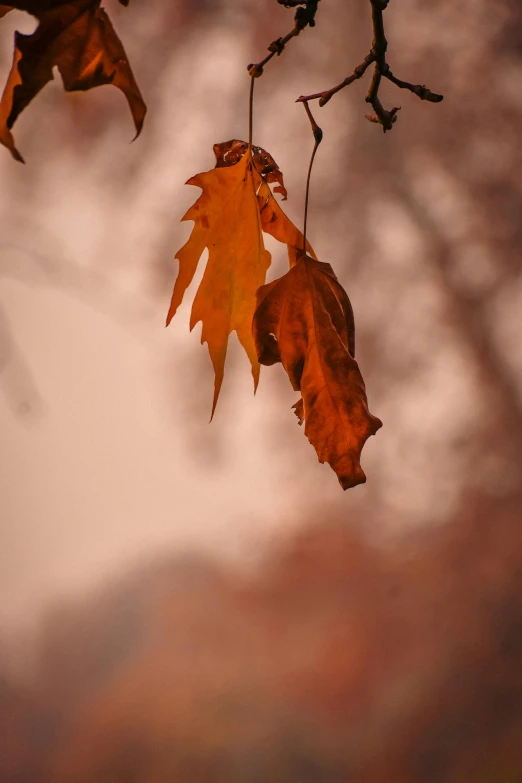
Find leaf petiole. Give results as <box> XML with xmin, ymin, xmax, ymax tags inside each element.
<box><xmin>301</xmin><ymin>100</ymin><xmax>323</xmax><ymax>258</ymax></box>
<box><xmin>248</xmin><ymin>74</ymin><xmax>255</xmax><ymax>152</ymax></box>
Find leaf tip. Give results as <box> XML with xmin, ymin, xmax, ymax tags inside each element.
<box><xmin>209</xmin><ymin>395</ymin><xmax>218</xmax><ymax>423</ymax></box>
<box><xmin>339</xmin><ymin>468</ymin><xmax>367</xmax><ymax>491</ymax></box>
<box><xmin>370</xmin><ymin>414</ymin><xmax>383</xmax><ymax>435</ymax></box>
<box><xmin>1</xmin><ymin>132</ymin><xmax>25</xmax><ymax>163</ymax></box>
<box><xmin>209</xmin><ymin>368</ymin><xmax>225</xmax><ymax>422</ymax></box>
<box><xmin>166</xmin><ymin>302</ymin><xmax>177</xmax><ymax>327</ymax></box>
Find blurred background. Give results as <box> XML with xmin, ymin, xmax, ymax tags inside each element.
<box><xmin>1</xmin><ymin>0</ymin><xmax>521</xmax><ymax>780</ymax></box>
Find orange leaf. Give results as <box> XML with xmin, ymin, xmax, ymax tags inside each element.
<box><xmin>0</xmin><ymin>0</ymin><xmax>146</xmax><ymax>162</ymax></box>
<box><xmin>253</xmin><ymin>255</ymin><xmax>382</xmax><ymax>489</ymax></box>
<box><xmin>167</xmin><ymin>147</ymin><xmax>271</xmax><ymax>417</ymax></box>
<box><xmin>167</xmin><ymin>142</ymin><xmax>314</xmax><ymax>416</ymax></box>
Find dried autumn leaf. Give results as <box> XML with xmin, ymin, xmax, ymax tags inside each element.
<box><xmin>253</xmin><ymin>255</ymin><xmax>382</xmax><ymax>489</ymax></box>
<box><xmin>167</xmin><ymin>147</ymin><xmax>271</xmax><ymax>417</ymax></box>
<box><xmin>166</xmin><ymin>142</ymin><xmax>315</xmax><ymax>416</ymax></box>
<box><xmin>0</xmin><ymin>0</ymin><xmax>146</xmax><ymax>162</ymax></box>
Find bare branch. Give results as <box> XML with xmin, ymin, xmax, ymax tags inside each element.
<box><xmin>298</xmin><ymin>0</ymin><xmax>443</xmax><ymax>130</ymax></box>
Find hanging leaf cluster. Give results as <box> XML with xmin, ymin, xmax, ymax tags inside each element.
<box><xmin>162</xmin><ymin>0</ymin><xmax>444</xmax><ymax>489</ymax></box>
<box><xmin>167</xmin><ymin>139</ymin><xmax>382</xmax><ymax>489</ymax></box>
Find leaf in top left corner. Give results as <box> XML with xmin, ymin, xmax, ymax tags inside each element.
<box><xmin>0</xmin><ymin>0</ymin><xmax>146</xmax><ymax>162</ymax></box>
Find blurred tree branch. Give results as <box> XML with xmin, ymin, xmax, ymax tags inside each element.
<box><xmin>0</xmin><ymin>302</ymin><xmax>43</xmax><ymax>417</ymax></box>
<box><xmin>398</xmin><ymin>186</ymin><xmax>522</xmax><ymax>455</ymax></box>
<box><xmin>0</xmin><ymin>243</ymin><xmax>154</xmax><ymax>416</ymax></box>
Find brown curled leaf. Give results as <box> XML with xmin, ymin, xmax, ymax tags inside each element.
<box><xmin>253</xmin><ymin>255</ymin><xmax>382</xmax><ymax>489</ymax></box>
<box><xmin>0</xmin><ymin>0</ymin><xmax>146</xmax><ymax>161</ymax></box>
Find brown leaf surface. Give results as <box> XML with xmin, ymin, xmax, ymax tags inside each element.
<box><xmin>167</xmin><ymin>143</ymin><xmax>315</xmax><ymax>416</ymax></box>
<box><xmin>0</xmin><ymin>0</ymin><xmax>146</xmax><ymax>161</ymax></box>
<box><xmin>253</xmin><ymin>255</ymin><xmax>382</xmax><ymax>489</ymax></box>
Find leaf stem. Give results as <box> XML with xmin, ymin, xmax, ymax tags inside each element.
<box><xmin>248</xmin><ymin>74</ymin><xmax>255</xmax><ymax>150</ymax></box>
<box><xmin>301</xmin><ymin>101</ymin><xmax>323</xmax><ymax>257</ymax></box>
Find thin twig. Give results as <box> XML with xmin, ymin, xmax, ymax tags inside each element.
<box><xmin>297</xmin><ymin>51</ymin><xmax>376</xmax><ymax>106</ymax></box>
<box><xmin>301</xmin><ymin>101</ymin><xmax>323</xmax><ymax>256</ymax></box>
<box><xmin>247</xmin><ymin>1</ymin><xmax>320</xmax><ymax>78</ymax></box>
<box><xmin>298</xmin><ymin>0</ymin><xmax>443</xmax><ymax>131</ymax></box>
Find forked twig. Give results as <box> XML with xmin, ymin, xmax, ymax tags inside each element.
<box><xmin>297</xmin><ymin>0</ymin><xmax>443</xmax><ymax>131</ymax></box>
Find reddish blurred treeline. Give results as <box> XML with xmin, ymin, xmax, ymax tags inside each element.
<box><xmin>1</xmin><ymin>495</ymin><xmax>521</xmax><ymax>782</ymax></box>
